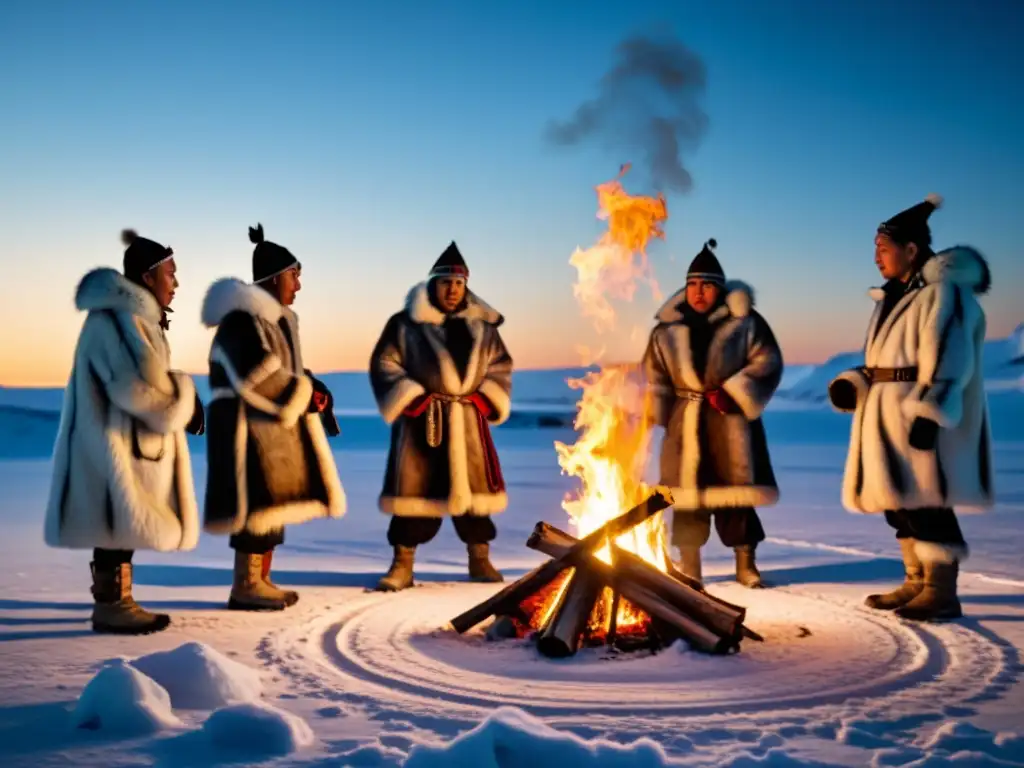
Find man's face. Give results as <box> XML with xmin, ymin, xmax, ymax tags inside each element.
<box><xmin>434</xmin><ymin>277</ymin><xmax>466</xmax><ymax>312</ymax></box>
<box><xmin>686</xmin><ymin>278</ymin><xmax>720</xmax><ymax>314</ymax></box>
<box><xmin>875</xmin><ymin>234</ymin><xmax>917</xmax><ymax>281</ymax></box>
<box><xmin>275</xmin><ymin>267</ymin><xmax>302</xmax><ymax>306</ymax></box>
<box><xmin>143</xmin><ymin>259</ymin><xmax>178</xmax><ymax>309</ymax></box>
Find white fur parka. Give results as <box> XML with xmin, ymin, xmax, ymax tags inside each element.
<box><xmin>829</xmin><ymin>246</ymin><xmax>994</xmax><ymax>516</ymax></box>
<box><xmin>44</xmin><ymin>268</ymin><xmax>200</xmax><ymax>551</ymax></box>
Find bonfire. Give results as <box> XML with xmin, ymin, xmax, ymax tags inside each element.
<box><xmin>450</xmin><ymin>167</ymin><xmax>758</xmax><ymax>657</ymax></box>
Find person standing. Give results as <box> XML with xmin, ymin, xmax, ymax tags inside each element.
<box><xmin>643</xmin><ymin>239</ymin><xmax>783</xmax><ymax>588</ymax></box>
<box><xmin>201</xmin><ymin>224</ymin><xmax>346</xmax><ymax>611</ymax></box>
<box><xmin>828</xmin><ymin>195</ymin><xmax>993</xmax><ymax>621</ymax></box>
<box><xmin>44</xmin><ymin>230</ymin><xmax>205</xmax><ymax>634</ymax></box>
<box><xmin>369</xmin><ymin>242</ymin><xmax>513</xmax><ymax>591</ymax></box>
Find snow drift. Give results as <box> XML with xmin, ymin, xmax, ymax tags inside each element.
<box><xmin>130</xmin><ymin>641</ymin><xmax>263</xmax><ymax>710</ymax></box>
<box><xmin>71</xmin><ymin>660</ymin><xmax>181</xmax><ymax>736</ymax></box>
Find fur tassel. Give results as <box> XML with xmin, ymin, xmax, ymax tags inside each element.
<box><xmin>925</xmin><ymin>193</ymin><xmax>943</xmax><ymax>209</ymax></box>
<box><xmin>121</xmin><ymin>229</ymin><xmax>138</xmax><ymax>246</ymax></box>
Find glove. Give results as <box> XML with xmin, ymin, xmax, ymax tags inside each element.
<box><xmin>909</xmin><ymin>417</ymin><xmax>939</xmax><ymax>451</ymax></box>
<box><xmin>828</xmin><ymin>379</ymin><xmax>858</xmax><ymax>411</ymax></box>
<box><xmin>185</xmin><ymin>392</ymin><xmax>205</xmax><ymax>436</ymax></box>
<box><xmin>310</xmin><ymin>390</ymin><xmax>329</xmax><ymax>413</ymax></box>
<box><xmin>705</xmin><ymin>388</ymin><xmax>739</xmax><ymax>415</ymax></box>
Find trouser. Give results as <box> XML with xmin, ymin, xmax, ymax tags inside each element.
<box><xmin>387</xmin><ymin>515</ymin><xmax>496</xmax><ymax>548</ymax></box>
<box><xmin>230</xmin><ymin>528</ymin><xmax>286</xmax><ymax>554</ymax></box>
<box><xmin>93</xmin><ymin>548</ymin><xmax>134</xmax><ymax>568</ymax></box>
<box><xmin>884</xmin><ymin>507</ymin><xmax>966</xmax><ymax>546</ymax></box>
<box><xmin>672</xmin><ymin>507</ymin><xmax>766</xmax><ymax>549</ymax></box>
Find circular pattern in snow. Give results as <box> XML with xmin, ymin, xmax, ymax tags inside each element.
<box><xmin>271</xmin><ymin>583</ymin><xmax>1007</xmax><ymax>718</ymax></box>
<box><xmin>131</xmin><ymin>641</ymin><xmax>263</xmax><ymax>710</ymax></box>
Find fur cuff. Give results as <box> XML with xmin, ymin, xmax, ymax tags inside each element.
<box><xmin>277</xmin><ymin>375</ymin><xmax>314</xmax><ymax>429</ymax></box>
<box><xmin>477</xmin><ymin>379</ymin><xmax>512</xmax><ymax>425</ymax></box>
<box><xmin>669</xmin><ymin>485</ymin><xmax>779</xmax><ymax>511</ymax></box>
<box><xmin>378</xmin><ymin>492</ymin><xmax>508</xmax><ymax>517</ymax></box>
<box><xmin>828</xmin><ymin>368</ymin><xmax>869</xmax><ymax>413</ymax></box>
<box><xmin>378</xmin><ymin>378</ymin><xmax>427</xmax><ymax>425</ymax></box>
<box><xmin>915</xmin><ymin>540</ymin><xmax>969</xmax><ymax>564</ymax></box>
<box><xmin>901</xmin><ymin>383</ymin><xmax>961</xmax><ymax>429</ymax></box>
<box><xmin>720</xmin><ymin>372</ymin><xmax>768</xmax><ymax>421</ymax></box>
<box><xmin>109</xmin><ymin>370</ymin><xmax>197</xmax><ymax>435</ymax></box>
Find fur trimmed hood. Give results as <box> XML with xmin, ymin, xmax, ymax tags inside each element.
<box><xmin>75</xmin><ymin>267</ymin><xmax>162</xmax><ymax>324</ymax></box>
<box><xmin>655</xmin><ymin>280</ymin><xmax>755</xmax><ymax>324</ymax></box>
<box><xmin>922</xmin><ymin>246</ymin><xmax>991</xmax><ymax>295</ymax></box>
<box><xmin>201</xmin><ymin>278</ymin><xmax>286</xmax><ymax>328</ymax></box>
<box><xmin>405</xmin><ymin>281</ymin><xmax>503</xmax><ymax>326</ymax></box>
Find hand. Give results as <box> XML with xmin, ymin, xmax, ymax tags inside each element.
<box><xmin>909</xmin><ymin>417</ymin><xmax>939</xmax><ymax>451</ymax></box>
<box><xmin>705</xmin><ymin>388</ymin><xmax>738</xmax><ymax>415</ymax></box>
<box><xmin>186</xmin><ymin>392</ymin><xmax>205</xmax><ymax>436</ymax></box>
<box><xmin>311</xmin><ymin>390</ymin><xmax>329</xmax><ymax>413</ymax></box>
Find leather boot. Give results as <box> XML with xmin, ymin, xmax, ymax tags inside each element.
<box><xmin>679</xmin><ymin>546</ymin><xmax>702</xmax><ymax>586</ymax></box>
<box><xmin>735</xmin><ymin>545</ymin><xmax>764</xmax><ymax>588</ymax></box>
<box><xmin>865</xmin><ymin>538</ymin><xmax>923</xmax><ymax>610</ymax></box>
<box><xmin>91</xmin><ymin>562</ymin><xmax>170</xmax><ymax>635</ymax></box>
<box><xmin>261</xmin><ymin>550</ymin><xmax>299</xmax><ymax>607</ymax></box>
<box><xmin>896</xmin><ymin>546</ymin><xmax>963</xmax><ymax>621</ymax></box>
<box><xmin>468</xmin><ymin>542</ymin><xmax>503</xmax><ymax>583</ymax></box>
<box><xmin>228</xmin><ymin>551</ymin><xmax>287</xmax><ymax>611</ymax></box>
<box><xmin>376</xmin><ymin>546</ymin><xmax>416</xmax><ymax>592</ymax></box>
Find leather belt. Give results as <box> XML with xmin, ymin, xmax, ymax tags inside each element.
<box><xmin>863</xmin><ymin>366</ymin><xmax>918</xmax><ymax>384</ymax></box>
<box><xmin>426</xmin><ymin>393</ymin><xmax>472</xmax><ymax>448</ymax></box>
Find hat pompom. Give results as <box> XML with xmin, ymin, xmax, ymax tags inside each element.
<box><xmin>925</xmin><ymin>193</ymin><xmax>943</xmax><ymax>209</ymax></box>
<box><xmin>706</xmin><ymin>238</ymin><xmax>717</xmax><ymax>250</ymax></box>
<box><xmin>248</xmin><ymin>223</ymin><xmax>265</xmax><ymax>244</ymax></box>
<box><xmin>121</xmin><ymin>229</ymin><xmax>138</xmax><ymax>247</ymax></box>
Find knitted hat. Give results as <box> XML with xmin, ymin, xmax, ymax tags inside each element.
<box><xmin>122</xmin><ymin>229</ymin><xmax>173</xmax><ymax>282</ymax></box>
<box><xmin>250</xmin><ymin>223</ymin><xmax>300</xmax><ymax>284</ymax></box>
<box><xmin>686</xmin><ymin>238</ymin><xmax>724</xmax><ymax>285</ymax></box>
<box><xmin>877</xmin><ymin>194</ymin><xmax>942</xmax><ymax>249</ymax></box>
<box><xmin>429</xmin><ymin>241</ymin><xmax>469</xmax><ymax>280</ymax></box>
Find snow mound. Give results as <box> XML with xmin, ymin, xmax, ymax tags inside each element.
<box><xmin>404</xmin><ymin>706</ymin><xmax>676</xmax><ymax>767</ymax></box>
<box><xmin>202</xmin><ymin>701</ymin><xmax>314</xmax><ymax>757</ymax></box>
<box><xmin>71</xmin><ymin>659</ymin><xmax>181</xmax><ymax>736</ymax></box>
<box><xmin>916</xmin><ymin>721</ymin><xmax>1024</xmax><ymax>765</ymax></box>
<box><xmin>130</xmin><ymin>641</ymin><xmax>262</xmax><ymax>710</ymax></box>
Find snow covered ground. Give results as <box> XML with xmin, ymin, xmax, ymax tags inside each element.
<box><xmin>0</xmin><ymin>368</ymin><xmax>1022</xmax><ymax>767</ymax></box>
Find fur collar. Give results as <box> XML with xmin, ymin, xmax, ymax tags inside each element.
<box><xmin>868</xmin><ymin>245</ymin><xmax>992</xmax><ymax>301</ymax></box>
<box><xmin>655</xmin><ymin>280</ymin><xmax>755</xmax><ymax>324</ymax></box>
<box><xmin>404</xmin><ymin>282</ymin><xmax>503</xmax><ymax>326</ymax></box>
<box><xmin>201</xmin><ymin>278</ymin><xmax>285</xmax><ymax>328</ymax></box>
<box><xmin>75</xmin><ymin>268</ymin><xmax>162</xmax><ymax>324</ymax></box>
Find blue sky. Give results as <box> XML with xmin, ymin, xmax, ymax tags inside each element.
<box><xmin>1</xmin><ymin>0</ymin><xmax>1021</xmax><ymax>384</ymax></box>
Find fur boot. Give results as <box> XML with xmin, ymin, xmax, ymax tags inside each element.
<box><xmin>679</xmin><ymin>546</ymin><xmax>702</xmax><ymax>586</ymax></box>
<box><xmin>865</xmin><ymin>538</ymin><xmax>923</xmax><ymax>610</ymax></box>
<box><xmin>735</xmin><ymin>545</ymin><xmax>764</xmax><ymax>588</ymax></box>
<box><xmin>261</xmin><ymin>550</ymin><xmax>299</xmax><ymax>607</ymax></box>
<box><xmin>895</xmin><ymin>544</ymin><xmax>963</xmax><ymax>621</ymax></box>
<box><xmin>468</xmin><ymin>542</ymin><xmax>503</xmax><ymax>583</ymax></box>
<box><xmin>91</xmin><ymin>562</ymin><xmax>170</xmax><ymax>635</ymax></box>
<box><xmin>228</xmin><ymin>551</ymin><xmax>287</xmax><ymax>611</ymax></box>
<box><xmin>376</xmin><ymin>546</ymin><xmax>416</xmax><ymax>592</ymax></box>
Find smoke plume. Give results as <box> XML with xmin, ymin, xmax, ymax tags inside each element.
<box><xmin>546</xmin><ymin>35</ymin><xmax>708</xmax><ymax>194</ymax></box>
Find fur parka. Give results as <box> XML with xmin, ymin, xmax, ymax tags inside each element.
<box><xmin>643</xmin><ymin>281</ymin><xmax>783</xmax><ymax>511</ymax></box>
<box><xmin>829</xmin><ymin>246</ymin><xmax>994</xmax><ymax>517</ymax></box>
<box><xmin>369</xmin><ymin>282</ymin><xmax>513</xmax><ymax>517</ymax></box>
<box><xmin>43</xmin><ymin>268</ymin><xmax>200</xmax><ymax>551</ymax></box>
<box><xmin>201</xmin><ymin>278</ymin><xmax>346</xmax><ymax>535</ymax></box>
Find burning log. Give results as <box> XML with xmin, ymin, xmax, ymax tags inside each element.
<box><xmin>535</xmin><ymin>567</ymin><xmax>604</xmax><ymax>658</ymax></box>
<box><xmin>449</xmin><ymin>489</ymin><xmax>673</xmax><ymax>634</ymax></box>
<box><xmin>526</xmin><ymin>523</ymin><xmax>743</xmax><ymax>654</ymax></box>
<box><xmin>529</xmin><ymin>523</ymin><xmax>746</xmax><ymax>641</ymax></box>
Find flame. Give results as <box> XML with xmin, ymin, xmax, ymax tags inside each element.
<box><xmin>546</xmin><ymin>165</ymin><xmax>671</xmax><ymax>637</ymax></box>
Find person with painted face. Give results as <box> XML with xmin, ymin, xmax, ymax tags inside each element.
<box><xmin>643</xmin><ymin>239</ymin><xmax>783</xmax><ymax>588</ymax></box>
<box><xmin>369</xmin><ymin>242</ymin><xmax>513</xmax><ymax>591</ymax></box>
<box><xmin>43</xmin><ymin>230</ymin><xmax>204</xmax><ymax>634</ymax></box>
<box><xmin>200</xmin><ymin>224</ymin><xmax>346</xmax><ymax>611</ymax></box>
<box><xmin>828</xmin><ymin>196</ymin><xmax>993</xmax><ymax>621</ymax></box>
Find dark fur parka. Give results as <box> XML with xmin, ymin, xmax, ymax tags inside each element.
<box><xmin>200</xmin><ymin>278</ymin><xmax>346</xmax><ymax>535</ymax></box>
<box><xmin>369</xmin><ymin>282</ymin><xmax>513</xmax><ymax>517</ymax></box>
<box><xmin>643</xmin><ymin>281</ymin><xmax>783</xmax><ymax>511</ymax></box>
